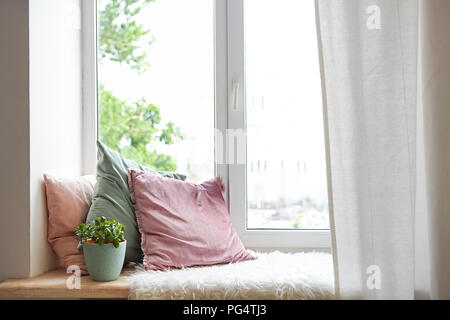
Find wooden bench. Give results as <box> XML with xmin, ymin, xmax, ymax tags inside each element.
<box><xmin>0</xmin><ymin>252</ymin><xmax>335</xmax><ymax>300</ymax></box>
<box><xmin>0</xmin><ymin>268</ymin><xmax>132</xmax><ymax>299</ymax></box>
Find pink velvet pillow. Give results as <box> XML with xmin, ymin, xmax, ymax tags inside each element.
<box><xmin>128</xmin><ymin>169</ymin><xmax>255</xmax><ymax>271</ymax></box>
<box><xmin>43</xmin><ymin>173</ymin><xmax>96</xmax><ymax>274</ymax></box>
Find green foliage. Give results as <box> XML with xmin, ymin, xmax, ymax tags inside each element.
<box><xmin>99</xmin><ymin>86</ymin><xmax>182</xmax><ymax>171</ymax></box>
<box><xmin>75</xmin><ymin>216</ymin><xmax>125</xmax><ymax>248</ymax></box>
<box><xmin>98</xmin><ymin>0</ymin><xmax>183</xmax><ymax>172</ymax></box>
<box><xmin>99</xmin><ymin>0</ymin><xmax>155</xmax><ymax>73</ymax></box>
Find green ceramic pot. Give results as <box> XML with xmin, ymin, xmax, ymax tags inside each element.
<box><xmin>81</xmin><ymin>240</ymin><xmax>126</xmax><ymax>281</ymax></box>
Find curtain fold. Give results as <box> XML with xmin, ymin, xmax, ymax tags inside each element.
<box><xmin>421</xmin><ymin>0</ymin><xmax>450</xmax><ymax>300</ymax></box>
<box><xmin>316</xmin><ymin>0</ymin><xmax>418</xmax><ymax>299</ymax></box>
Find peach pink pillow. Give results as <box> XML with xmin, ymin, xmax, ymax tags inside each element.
<box><xmin>128</xmin><ymin>169</ymin><xmax>255</xmax><ymax>271</ymax></box>
<box><xmin>43</xmin><ymin>173</ymin><xmax>96</xmax><ymax>274</ymax></box>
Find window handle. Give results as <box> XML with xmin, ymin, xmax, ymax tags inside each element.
<box><xmin>232</xmin><ymin>80</ymin><xmax>240</xmax><ymax>111</ymax></box>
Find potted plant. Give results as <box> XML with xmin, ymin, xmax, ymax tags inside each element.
<box><xmin>75</xmin><ymin>216</ymin><xmax>126</xmax><ymax>281</ymax></box>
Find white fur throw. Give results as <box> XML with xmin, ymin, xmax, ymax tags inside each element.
<box><xmin>126</xmin><ymin>251</ymin><xmax>335</xmax><ymax>300</ymax></box>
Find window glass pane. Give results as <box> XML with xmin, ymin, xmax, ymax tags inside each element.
<box><xmin>97</xmin><ymin>0</ymin><xmax>214</xmax><ymax>183</ymax></box>
<box><xmin>245</xmin><ymin>0</ymin><xmax>330</xmax><ymax>229</ymax></box>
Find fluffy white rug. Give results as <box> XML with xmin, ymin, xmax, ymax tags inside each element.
<box><xmin>126</xmin><ymin>251</ymin><xmax>335</xmax><ymax>300</ymax></box>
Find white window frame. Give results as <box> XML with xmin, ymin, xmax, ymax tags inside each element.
<box><xmin>82</xmin><ymin>0</ymin><xmax>331</xmax><ymax>249</ymax></box>
<box><xmin>224</xmin><ymin>0</ymin><xmax>330</xmax><ymax>249</ymax></box>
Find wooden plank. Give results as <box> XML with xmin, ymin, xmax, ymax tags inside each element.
<box><xmin>0</xmin><ymin>268</ymin><xmax>132</xmax><ymax>299</ymax></box>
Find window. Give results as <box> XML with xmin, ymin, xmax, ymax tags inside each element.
<box><xmin>96</xmin><ymin>0</ymin><xmax>214</xmax><ymax>183</ymax></box>
<box><xmin>245</xmin><ymin>0</ymin><xmax>329</xmax><ymax>230</ymax></box>
<box><xmin>83</xmin><ymin>0</ymin><xmax>331</xmax><ymax>248</ymax></box>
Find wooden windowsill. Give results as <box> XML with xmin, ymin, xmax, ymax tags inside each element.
<box><xmin>0</xmin><ymin>268</ymin><xmax>133</xmax><ymax>299</ymax></box>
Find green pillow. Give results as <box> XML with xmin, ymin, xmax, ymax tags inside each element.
<box><xmin>86</xmin><ymin>140</ymin><xmax>186</xmax><ymax>262</ymax></box>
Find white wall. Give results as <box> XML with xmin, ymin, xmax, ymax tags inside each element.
<box><xmin>0</xmin><ymin>0</ymin><xmax>31</xmax><ymax>282</ymax></box>
<box><xmin>0</xmin><ymin>0</ymin><xmax>83</xmax><ymax>281</ymax></box>
<box><xmin>28</xmin><ymin>0</ymin><xmax>83</xmax><ymax>277</ymax></box>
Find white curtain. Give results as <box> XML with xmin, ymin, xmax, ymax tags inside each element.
<box><xmin>316</xmin><ymin>0</ymin><xmax>450</xmax><ymax>299</ymax></box>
